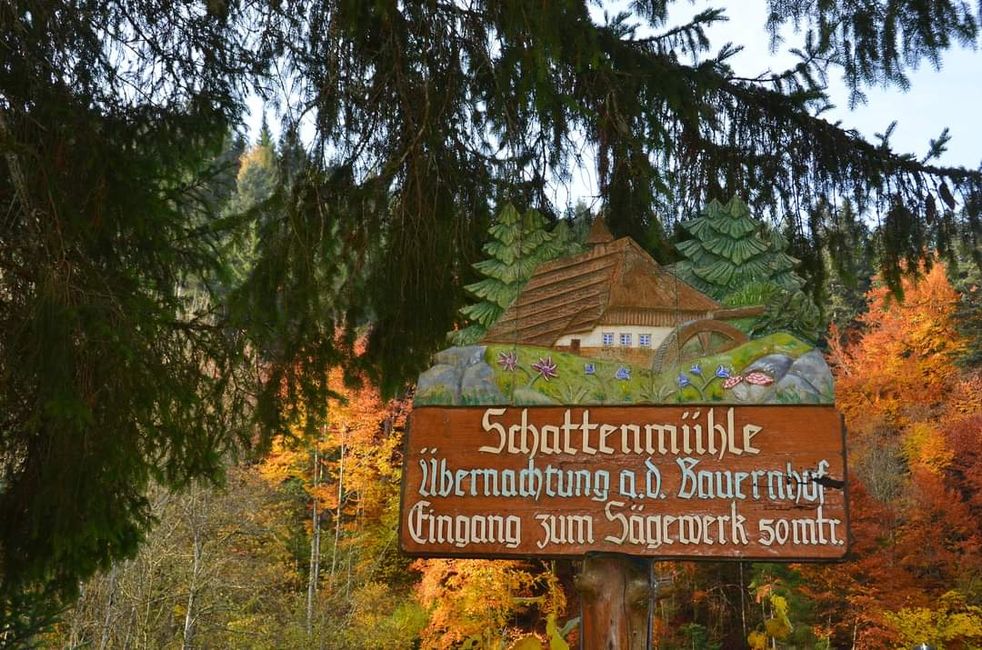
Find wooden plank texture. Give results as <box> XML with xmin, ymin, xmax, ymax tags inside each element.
<box><xmin>400</xmin><ymin>405</ymin><xmax>848</xmax><ymax>561</ymax></box>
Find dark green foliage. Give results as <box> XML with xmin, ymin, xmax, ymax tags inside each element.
<box><xmin>282</xmin><ymin>0</ymin><xmax>982</xmax><ymax>384</ymax></box>
<box><xmin>822</xmin><ymin>200</ymin><xmax>877</xmax><ymax>331</ymax></box>
<box><xmin>204</xmin><ymin>132</ymin><xmax>248</xmax><ymax>214</ymax></box>
<box><xmin>228</xmin><ymin>159</ymin><xmax>361</xmax><ymax>435</ymax></box>
<box><xmin>753</xmin><ymin>290</ymin><xmax>824</xmax><ymax>344</ymax></box>
<box><xmin>219</xmin><ymin>132</ymin><xmax>278</xmax><ymax>293</ymax></box>
<box><xmin>0</xmin><ymin>0</ymin><xmax>261</xmax><ymax>631</ymax></box>
<box><xmin>0</xmin><ymin>92</ymin><xmax>245</xmax><ymax>633</ymax></box>
<box><xmin>678</xmin><ymin>623</ymin><xmax>721</xmax><ymax>650</ymax></box>
<box><xmin>948</xmin><ymin>248</ymin><xmax>982</xmax><ymax>368</ymax></box>
<box><xmin>766</xmin><ymin>0</ymin><xmax>979</xmax><ymax>105</ymax></box>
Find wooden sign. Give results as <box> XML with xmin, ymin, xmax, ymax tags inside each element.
<box><xmin>399</xmin><ymin>405</ymin><xmax>847</xmax><ymax>560</ymax></box>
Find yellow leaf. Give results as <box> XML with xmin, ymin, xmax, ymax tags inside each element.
<box><xmin>748</xmin><ymin>630</ymin><xmax>767</xmax><ymax>649</ymax></box>
<box><xmin>510</xmin><ymin>635</ymin><xmax>543</xmax><ymax>650</ymax></box>
<box><xmin>545</xmin><ymin>613</ymin><xmax>570</xmax><ymax>650</ymax></box>
<box><xmin>770</xmin><ymin>594</ymin><xmax>789</xmax><ymax>618</ymax></box>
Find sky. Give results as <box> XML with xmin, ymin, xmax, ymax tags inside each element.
<box><xmin>696</xmin><ymin>2</ymin><xmax>982</xmax><ymax>167</ymax></box>
<box><xmin>245</xmin><ymin>2</ymin><xmax>982</xmax><ymax>209</ymax></box>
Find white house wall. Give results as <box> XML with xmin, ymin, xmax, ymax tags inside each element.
<box><xmin>555</xmin><ymin>325</ymin><xmax>674</xmax><ymax>350</ymax></box>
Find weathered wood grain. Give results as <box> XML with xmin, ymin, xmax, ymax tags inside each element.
<box><xmin>577</xmin><ymin>554</ymin><xmax>651</xmax><ymax>650</ymax></box>
<box><xmin>399</xmin><ymin>405</ymin><xmax>848</xmax><ymax>561</ymax></box>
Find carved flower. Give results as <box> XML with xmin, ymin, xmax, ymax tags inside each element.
<box><xmin>584</xmin><ymin>362</ymin><xmax>596</xmax><ymax>375</ymax></box>
<box><xmin>531</xmin><ymin>356</ymin><xmax>558</xmax><ymax>381</ymax></box>
<box><xmin>615</xmin><ymin>366</ymin><xmax>631</xmax><ymax>381</ymax></box>
<box><xmin>744</xmin><ymin>371</ymin><xmax>774</xmax><ymax>386</ymax></box>
<box><xmin>716</xmin><ymin>365</ymin><xmax>731</xmax><ymax>379</ymax></box>
<box><xmin>677</xmin><ymin>373</ymin><xmax>690</xmax><ymax>388</ymax></box>
<box><xmin>689</xmin><ymin>363</ymin><xmax>702</xmax><ymax>376</ymax></box>
<box><xmin>497</xmin><ymin>351</ymin><xmax>519</xmax><ymax>372</ymax></box>
<box><xmin>723</xmin><ymin>375</ymin><xmax>744</xmax><ymax>389</ymax></box>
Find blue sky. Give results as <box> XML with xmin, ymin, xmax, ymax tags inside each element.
<box><xmin>703</xmin><ymin>1</ymin><xmax>982</xmax><ymax>169</ymax></box>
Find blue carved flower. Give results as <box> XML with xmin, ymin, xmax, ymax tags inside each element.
<box><xmin>715</xmin><ymin>365</ymin><xmax>731</xmax><ymax>379</ymax></box>
<box><xmin>677</xmin><ymin>373</ymin><xmax>690</xmax><ymax>388</ymax></box>
<box><xmin>689</xmin><ymin>363</ymin><xmax>702</xmax><ymax>376</ymax></box>
<box><xmin>584</xmin><ymin>362</ymin><xmax>596</xmax><ymax>375</ymax></box>
<box><xmin>615</xmin><ymin>366</ymin><xmax>631</xmax><ymax>381</ymax></box>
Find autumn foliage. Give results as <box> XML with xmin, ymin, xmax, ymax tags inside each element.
<box><xmin>801</xmin><ymin>262</ymin><xmax>982</xmax><ymax>648</ymax></box>
<box><xmin>642</xmin><ymin>263</ymin><xmax>982</xmax><ymax>649</ymax></box>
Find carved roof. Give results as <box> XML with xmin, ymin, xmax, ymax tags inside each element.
<box><xmin>585</xmin><ymin>218</ymin><xmax>614</xmax><ymax>245</ymax></box>
<box><xmin>483</xmin><ymin>236</ymin><xmax>721</xmax><ymax>346</ymax></box>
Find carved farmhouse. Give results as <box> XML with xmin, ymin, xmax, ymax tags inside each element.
<box><xmin>483</xmin><ymin>221</ymin><xmax>760</xmax><ymax>369</ymax></box>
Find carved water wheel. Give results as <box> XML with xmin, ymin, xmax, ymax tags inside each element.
<box><xmin>651</xmin><ymin>320</ymin><xmax>750</xmax><ymax>373</ymax></box>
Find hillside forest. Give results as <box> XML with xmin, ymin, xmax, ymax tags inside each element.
<box><xmin>34</xmin><ymin>134</ymin><xmax>982</xmax><ymax>650</ymax></box>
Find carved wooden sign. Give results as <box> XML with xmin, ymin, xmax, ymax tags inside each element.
<box><xmin>399</xmin><ymin>405</ymin><xmax>847</xmax><ymax>560</ymax></box>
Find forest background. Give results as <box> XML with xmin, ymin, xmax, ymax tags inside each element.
<box><xmin>34</xmin><ymin>138</ymin><xmax>982</xmax><ymax>648</ymax></box>
<box><xmin>1</xmin><ymin>0</ymin><xmax>981</xmax><ymax>648</ymax></box>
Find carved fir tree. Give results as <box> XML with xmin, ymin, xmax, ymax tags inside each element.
<box><xmin>674</xmin><ymin>197</ymin><xmax>803</xmax><ymax>299</ymax></box>
<box><xmin>451</xmin><ymin>204</ymin><xmax>581</xmax><ymax>345</ymax></box>
<box><xmin>675</xmin><ymin>197</ymin><xmax>822</xmax><ymax>341</ymax></box>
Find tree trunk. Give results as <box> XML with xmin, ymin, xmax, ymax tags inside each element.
<box><xmin>740</xmin><ymin>562</ymin><xmax>748</xmax><ymax>642</ymax></box>
<box><xmin>576</xmin><ymin>554</ymin><xmax>652</xmax><ymax>650</ymax></box>
<box><xmin>329</xmin><ymin>427</ymin><xmax>346</xmax><ymax>588</ymax></box>
<box><xmin>98</xmin><ymin>563</ymin><xmax>118</xmax><ymax>650</ymax></box>
<box><xmin>183</xmin><ymin>486</ymin><xmax>202</xmax><ymax>650</ymax></box>
<box><xmin>306</xmin><ymin>440</ymin><xmax>321</xmax><ymax>636</ymax></box>
<box><xmin>66</xmin><ymin>583</ymin><xmax>84</xmax><ymax>649</ymax></box>
<box><xmin>182</xmin><ymin>532</ymin><xmax>201</xmax><ymax>650</ymax></box>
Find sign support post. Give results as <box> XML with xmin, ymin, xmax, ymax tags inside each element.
<box><xmin>577</xmin><ymin>554</ymin><xmax>652</xmax><ymax>649</ymax></box>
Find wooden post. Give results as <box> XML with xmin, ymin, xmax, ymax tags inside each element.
<box><xmin>576</xmin><ymin>554</ymin><xmax>652</xmax><ymax>650</ymax></box>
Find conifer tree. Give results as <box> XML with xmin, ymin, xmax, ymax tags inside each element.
<box><xmin>234</xmin><ymin>118</ymin><xmax>277</xmax><ymax>210</ymax></box>
<box><xmin>221</xmin><ymin>122</ymin><xmax>279</xmax><ymax>292</ymax></box>
<box><xmin>822</xmin><ymin>200</ymin><xmax>876</xmax><ymax>330</ymax></box>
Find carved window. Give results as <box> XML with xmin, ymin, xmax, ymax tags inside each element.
<box><xmin>619</xmin><ymin>333</ymin><xmax>632</xmax><ymax>347</ymax></box>
<box><xmin>639</xmin><ymin>333</ymin><xmax>652</xmax><ymax>347</ymax></box>
<box><xmin>601</xmin><ymin>332</ymin><xmax>614</xmax><ymax>347</ymax></box>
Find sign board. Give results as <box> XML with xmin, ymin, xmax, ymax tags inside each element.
<box><xmin>400</xmin><ymin>405</ymin><xmax>847</xmax><ymax>560</ymax></box>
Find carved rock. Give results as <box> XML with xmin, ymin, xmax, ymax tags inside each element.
<box><xmin>415</xmin><ymin>363</ymin><xmax>462</xmax><ymax>404</ymax></box>
<box><xmin>765</xmin><ymin>350</ymin><xmax>834</xmax><ymax>404</ymax></box>
<box><xmin>742</xmin><ymin>353</ymin><xmax>794</xmax><ymax>382</ymax></box>
<box><xmin>433</xmin><ymin>345</ymin><xmax>487</xmax><ymax>368</ymax></box>
<box><xmin>730</xmin><ymin>380</ymin><xmax>773</xmax><ymax>404</ymax></box>
<box><xmin>787</xmin><ymin>350</ymin><xmax>833</xmax><ymax>393</ymax></box>
<box><xmin>460</xmin><ymin>361</ymin><xmax>505</xmax><ymax>404</ymax></box>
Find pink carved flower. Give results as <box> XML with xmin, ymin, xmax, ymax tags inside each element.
<box><xmin>722</xmin><ymin>375</ymin><xmax>744</xmax><ymax>389</ymax></box>
<box><xmin>531</xmin><ymin>356</ymin><xmax>558</xmax><ymax>381</ymax></box>
<box><xmin>497</xmin><ymin>351</ymin><xmax>519</xmax><ymax>372</ymax></box>
<box><xmin>744</xmin><ymin>372</ymin><xmax>774</xmax><ymax>386</ymax></box>
<box><xmin>722</xmin><ymin>371</ymin><xmax>774</xmax><ymax>390</ymax></box>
